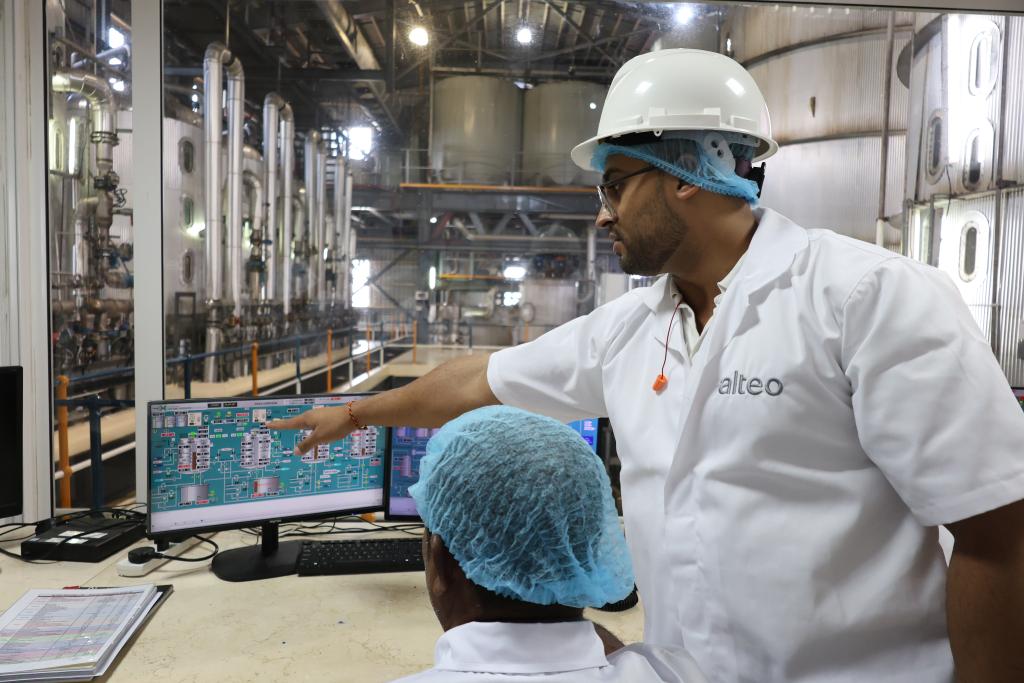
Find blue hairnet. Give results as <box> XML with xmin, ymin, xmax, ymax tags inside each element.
<box><xmin>592</xmin><ymin>130</ymin><xmax>761</xmax><ymax>204</ymax></box>
<box><xmin>409</xmin><ymin>406</ymin><xmax>634</xmax><ymax>608</ymax></box>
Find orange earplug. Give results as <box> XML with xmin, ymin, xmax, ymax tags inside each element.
<box><xmin>652</xmin><ymin>374</ymin><xmax>668</xmax><ymax>392</ymax></box>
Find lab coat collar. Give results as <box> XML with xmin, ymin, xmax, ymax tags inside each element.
<box><xmin>638</xmin><ymin>208</ymin><xmax>808</xmax><ymax>314</ymax></box>
<box><xmin>434</xmin><ymin>620</ymin><xmax>609</xmax><ymax>675</ymax></box>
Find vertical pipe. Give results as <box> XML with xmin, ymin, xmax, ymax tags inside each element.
<box><xmin>242</xmin><ymin>170</ymin><xmax>264</xmax><ymax>301</ymax></box>
<box><xmin>412</xmin><ymin>320</ymin><xmax>418</xmax><ymax>363</ymax></box>
<box><xmin>56</xmin><ymin>376</ymin><xmax>72</xmax><ymax>508</ymax></box>
<box><xmin>88</xmin><ymin>401</ymin><xmax>103</xmax><ymax>510</ymax></box>
<box><xmin>366</xmin><ymin>326</ymin><xmax>373</xmax><ymax>374</ymax></box>
<box><xmin>251</xmin><ymin>341</ymin><xmax>259</xmax><ymax>395</ymax></box>
<box><xmin>263</xmin><ymin>94</ymin><xmax>280</xmax><ymax>303</ymax></box>
<box><xmin>875</xmin><ymin>11</ymin><xmax>896</xmax><ymax>247</ymax></box>
<box><xmin>281</xmin><ymin>109</ymin><xmax>295</xmax><ymax>316</ymax></box>
<box><xmin>342</xmin><ymin>172</ymin><xmax>354</xmax><ymax>304</ymax></box>
<box><xmin>316</xmin><ymin>141</ymin><xmax>328</xmax><ymax>308</ymax></box>
<box><xmin>326</xmin><ymin>328</ymin><xmax>333</xmax><ymax>391</ymax></box>
<box><xmin>989</xmin><ymin>20</ymin><xmax>1012</xmax><ymax>355</ymax></box>
<box><xmin>227</xmin><ymin>58</ymin><xmax>245</xmax><ymax>317</ymax></box>
<box><xmin>304</xmin><ymin>131</ymin><xmax>321</xmax><ymax>303</ymax></box>
<box><xmin>330</xmin><ymin>156</ymin><xmax>344</xmax><ymax>303</ymax></box>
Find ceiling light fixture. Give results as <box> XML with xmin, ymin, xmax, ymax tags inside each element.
<box><xmin>409</xmin><ymin>26</ymin><xmax>430</xmax><ymax>47</ymax></box>
<box><xmin>674</xmin><ymin>4</ymin><xmax>696</xmax><ymax>25</ymax></box>
<box><xmin>516</xmin><ymin>26</ymin><xmax>533</xmax><ymax>45</ymax></box>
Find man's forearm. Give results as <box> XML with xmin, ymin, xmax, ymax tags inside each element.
<box><xmin>947</xmin><ymin>544</ymin><xmax>1024</xmax><ymax>681</ymax></box>
<box><xmin>354</xmin><ymin>352</ymin><xmax>500</xmax><ymax>428</ymax></box>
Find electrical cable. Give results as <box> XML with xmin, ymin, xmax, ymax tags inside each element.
<box><xmin>127</xmin><ymin>535</ymin><xmax>218</xmax><ymax>564</ymax></box>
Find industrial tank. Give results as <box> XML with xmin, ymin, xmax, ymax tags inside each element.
<box><xmin>522</xmin><ymin>81</ymin><xmax>605</xmax><ymax>186</ymax></box>
<box><xmin>162</xmin><ymin>115</ymin><xmax>206</xmax><ymax>319</ymax></box>
<box><xmin>431</xmin><ymin>76</ymin><xmax>521</xmax><ymax>185</ymax></box>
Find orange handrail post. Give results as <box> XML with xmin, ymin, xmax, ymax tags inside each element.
<box><xmin>412</xmin><ymin>320</ymin><xmax>418</xmax><ymax>363</ymax></box>
<box><xmin>56</xmin><ymin>375</ymin><xmax>72</xmax><ymax>508</ymax></box>
<box><xmin>523</xmin><ymin>322</ymin><xmax>530</xmax><ymax>343</ymax></box>
<box><xmin>326</xmin><ymin>328</ymin><xmax>333</xmax><ymax>392</ymax></box>
<box><xmin>251</xmin><ymin>342</ymin><xmax>260</xmax><ymax>396</ymax></box>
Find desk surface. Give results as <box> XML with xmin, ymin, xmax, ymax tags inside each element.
<box><xmin>0</xmin><ymin>523</ymin><xmax>645</xmax><ymax>683</ymax></box>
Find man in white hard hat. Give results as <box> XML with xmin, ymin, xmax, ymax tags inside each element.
<box><xmin>270</xmin><ymin>49</ymin><xmax>1024</xmax><ymax>681</ymax></box>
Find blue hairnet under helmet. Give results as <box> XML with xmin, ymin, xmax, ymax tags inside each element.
<box><xmin>409</xmin><ymin>406</ymin><xmax>634</xmax><ymax>609</ymax></box>
<box><xmin>592</xmin><ymin>129</ymin><xmax>761</xmax><ymax>205</ymax></box>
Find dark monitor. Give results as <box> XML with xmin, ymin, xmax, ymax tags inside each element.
<box><xmin>384</xmin><ymin>418</ymin><xmax>600</xmax><ymax>523</ymax></box>
<box><xmin>1014</xmin><ymin>388</ymin><xmax>1024</xmax><ymax>412</ymax></box>
<box><xmin>147</xmin><ymin>393</ymin><xmax>385</xmax><ymax>581</ymax></box>
<box><xmin>0</xmin><ymin>366</ymin><xmax>23</xmax><ymax>519</ymax></box>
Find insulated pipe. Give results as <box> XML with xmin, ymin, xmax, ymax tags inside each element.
<box><xmin>304</xmin><ymin>131</ymin><xmax>322</xmax><ymax>302</ymax></box>
<box><xmin>341</xmin><ymin>171</ymin><xmax>354</xmax><ymax>304</ymax></box>
<box><xmin>586</xmin><ymin>224</ymin><xmax>597</xmax><ymax>281</ymax></box>
<box><xmin>227</xmin><ymin>61</ymin><xmax>246</xmax><ymax>317</ymax></box>
<box><xmin>242</xmin><ymin>169</ymin><xmax>264</xmax><ymax>300</ymax></box>
<box><xmin>203</xmin><ymin>42</ymin><xmax>244</xmax><ymax>381</ymax></box>
<box><xmin>316</xmin><ymin>142</ymin><xmax>328</xmax><ymax>308</ymax></box>
<box><xmin>292</xmin><ymin>192</ymin><xmax>307</xmax><ymax>304</ymax></box>
<box><xmin>330</xmin><ymin>156</ymin><xmax>345</xmax><ymax>303</ymax></box>
<box><xmin>281</xmin><ymin>113</ymin><xmax>295</xmax><ymax>315</ymax></box>
<box><xmin>72</xmin><ymin>197</ymin><xmax>99</xmax><ymax>283</ymax></box>
<box><xmin>51</xmin><ymin>71</ymin><xmax>116</xmax><ymax>177</ymax></box>
<box><xmin>262</xmin><ymin>93</ymin><xmax>293</xmax><ymax>304</ymax></box>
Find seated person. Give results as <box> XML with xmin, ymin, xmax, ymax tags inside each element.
<box><xmin>392</xmin><ymin>406</ymin><xmax>706</xmax><ymax>682</ymax></box>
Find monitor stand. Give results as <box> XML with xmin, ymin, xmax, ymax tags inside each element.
<box><xmin>211</xmin><ymin>522</ymin><xmax>302</xmax><ymax>582</ymax></box>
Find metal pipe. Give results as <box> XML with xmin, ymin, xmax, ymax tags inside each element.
<box><xmin>51</xmin><ymin>71</ymin><xmax>116</xmax><ymax>177</ymax></box>
<box><xmin>292</xmin><ymin>192</ymin><xmax>307</xmax><ymax>305</ymax></box>
<box><xmin>72</xmin><ymin>197</ymin><xmax>99</xmax><ymax>282</ymax></box>
<box><xmin>203</xmin><ymin>42</ymin><xmax>243</xmax><ymax>381</ymax></box>
<box><xmin>331</xmin><ymin>156</ymin><xmax>345</xmax><ymax>303</ymax></box>
<box><xmin>342</xmin><ymin>171</ymin><xmax>354</xmax><ymax>304</ymax></box>
<box><xmin>281</xmin><ymin>107</ymin><xmax>295</xmax><ymax>314</ymax></box>
<box><xmin>262</xmin><ymin>93</ymin><xmax>292</xmax><ymax>304</ymax></box>
<box><xmin>227</xmin><ymin>57</ymin><xmax>245</xmax><ymax>317</ymax></box>
<box><xmin>242</xmin><ymin>169</ymin><xmax>264</xmax><ymax>301</ymax></box>
<box><xmin>304</xmin><ymin>131</ymin><xmax>322</xmax><ymax>302</ymax></box>
<box><xmin>875</xmin><ymin>12</ymin><xmax>896</xmax><ymax>247</ymax></box>
<box><xmin>316</xmin><ymin>141</ymin><xmax>328</xmax><ymax>308</ymax></box>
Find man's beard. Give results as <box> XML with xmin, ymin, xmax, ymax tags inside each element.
<box><xmin>616</xmin><ymin>192</ymin><xmax>687</xmax><ymax>276</ymax></box>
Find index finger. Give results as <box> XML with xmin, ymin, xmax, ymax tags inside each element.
<box><xmin>266</xmin><ymin>415</ymin><xmax>307</xmax><ymax>430</ymax></box>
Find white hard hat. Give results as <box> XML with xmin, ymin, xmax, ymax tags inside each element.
<box><xmin>571</xmin><ymin>48</ymin><xmax>778</xmax><ymax>171</ymax></box>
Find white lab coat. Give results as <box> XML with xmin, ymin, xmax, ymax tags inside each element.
<box><xmin>391</xmin><ymin>620</ymin><xmax>707</xmax><ymax>682</ymax></box>
<box><xmin>487</xmin><ymin>208</ymin><xmax>1024</xmax><ymax>682</ymax></box>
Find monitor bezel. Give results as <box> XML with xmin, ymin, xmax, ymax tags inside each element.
<box><xmin>0</xmin><ymin>366</ymin><xmax>24</xmax><ymax>519</ymax></box>
<box><xmin>146</xmin><ymin>392</ymin><xmax>383</xmax><ymax>539</ymax></box>
<box><xmin>382</xmin><ymin>425</ymin><xmax>430</xmax><ymax>523</ymax></box>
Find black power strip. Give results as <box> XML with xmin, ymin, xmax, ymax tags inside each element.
<box><xmin>21</xmin><ymin>515</ymin><xmax>145</xmax><ymax>562</ymax></box>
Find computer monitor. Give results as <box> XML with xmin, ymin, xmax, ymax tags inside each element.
<box><xmin>1014</xmin><ymin>388</ymin><xmax>1024</xmax><ymax>412</ymax></box>
<box><xmin>0</xmin><ymin>366</ymin><xmax>23</xmax><ymax>519</ymax></box>
<box><xmin>147</xmin><ymin>393</ymin><xmax>385</xmax><ymax>581</ymax></box>
<box><xmin>384</xmin><ymin>418</ymin><xmax>600</xmax><ymax>522</ymax></box>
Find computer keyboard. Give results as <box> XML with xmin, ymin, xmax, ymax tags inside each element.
<box><xmin>295</xmin><ymin>538</ymin><xmax>425</xmax><ymax>575</ymax></box>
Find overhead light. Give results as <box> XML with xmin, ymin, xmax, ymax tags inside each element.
<box><xmin>110</xmin><ymin>78</ymin><xmax>126</xmax><ymax>92</ymax></box>
<box><xmin>191</xmin><ymin>93</ymin><xmax>199</xmax><ymax>103</ymax></box>
<box><xmin>78</xmin><ymin>99</ymin><xmax>88</xmax><ymax>109</ymax></box>
<box><xmin>674</xmin><ymin>4</ymin><xmax>695</xmax><ymax>25</ymax></box>
<box><xmin>503</xmin><ymin>265</ymin><xmax>527</xmax><ymax>280</ymax></box>
<box><xmin>428</xmin><ymin>266</ymin><xmax>437</xmax><ymax>290</ymax></box>
<box><xmin>108</xmin><ymin>57</ymin><xmax>122</xmax><ymax>66</ymax></box>
<box><xmin>107</xmin><ymin>27</ymin><xmax>126</xmax><ymax>49</ymax></box>
<box><xmin>588</xmin><ymin>101</ymin><xmax>597</xmax><ymax>110</ymax></box>
<box><xmin>725</xmin><ymin>36</ymin><xmax>733</xmax><ymax>53</ymax></box>
<box><xmin>516</xmin><ymin>26</ymin><xmax>533</xmax><ymax>45</ymax></box>
<box><xmin>429</xmin><ymin>216</ymin><xmax>438</xmax><ymax>224</ymax></box>
<box><xmin>192</xmin><ymin>83</ymin><xmax>198</xmax><ymax>90</ymax></box>
<box><xmin>409</xmin><ymin>26</ymin><xmax>429</xmax><ymax>47</ymax></box>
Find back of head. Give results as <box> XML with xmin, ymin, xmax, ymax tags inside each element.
<box><xmin>409</xmin><ymin>406</ymin><xmax>634</xmax><ymax>609</ymax></box>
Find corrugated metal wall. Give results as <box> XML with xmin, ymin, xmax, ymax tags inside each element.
<box><xmin>760</xmin><ymin>134</ymin><xmax>905</xmax><ymax>241</ymax></box>
<box><xmin>728</xmin><ymin>7</ymin><xmax>916</xmax><ymax>65</ymax></box>
<box><xmin>997</xmin><ymin>188</ymin><xmax>1024</xmax><ymax>385</ymax></box>
<box><xmin>1003</xmin><ymin>17</ymin><xmax>1024</xmax><ymax>183</ymax></box>
<box><xmin>731</xmin><ymin>5</ymin><xmax>909</xmax><ymax>242</ymax></box>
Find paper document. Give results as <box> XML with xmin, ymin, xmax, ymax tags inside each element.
<box><xmin>0</xmin><ymin>584</ymin><xmax>166</xmax><ymax>682</ymax></box>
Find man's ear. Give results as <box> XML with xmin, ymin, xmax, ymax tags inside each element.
<box><xmin>428</xmin><ymin>533</ymin><xmax>461</xmax><ymax>594</ymax></box>
<box><xmin>674</xmin><ymin>179</ymin><xmax>700</xmax><ymax>201</ymax></box>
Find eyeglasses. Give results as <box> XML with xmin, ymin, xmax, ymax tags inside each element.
<box><xmin>596</xmin><ymin>165</ymin><xmax>658</xmax><ymax>219</ymax></box>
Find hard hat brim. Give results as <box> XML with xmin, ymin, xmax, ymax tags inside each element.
<box><xmin>571</xmin><ymin>130</ymin><xmax>778</xmax><ymax>172</ymax></box>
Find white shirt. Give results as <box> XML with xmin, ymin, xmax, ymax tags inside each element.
<box><xmin>677</xmin><ymin>252</ymin><xmax>745</xmax><ymax>359</ymax></box>
<box><xmin>486</xmin><ymin>208</ymin><xmax>1024</xmax><ymax>683</ymax></box>
<box><xmin>391</xmin><ymin>621</ymin><xmax>707</xmax><ymax>682</ymax></box>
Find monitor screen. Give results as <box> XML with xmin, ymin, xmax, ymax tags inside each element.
<box><xmin>568</xmin><ymin>418</ymin><xmax>599</xmax><ymax>453</ymax></box>
<box><xmin>384</xmin><ymin>417</ymin><xmax>600</xmax><ymax>522</ymax></box>
<box><xmin>148</xmin><ymin>394</ymin><xmax>385</xmax><ymax>536</ymax></box>
<box><xmin>1014</xmin><ymin>388</ymin><xmax>1024</xmax><ymax>413</ymax></box>
<box><xmin>0</xmin><ymin>366</ymin><xmax>23</xmax><ymax>519</ymax></box>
